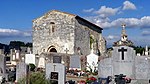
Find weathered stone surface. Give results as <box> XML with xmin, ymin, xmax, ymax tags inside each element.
<box><xmin>98</xmin><ymin>58</ymin><xmax>112</xmax><ymax>78</ymax></box>
<box><xmin>32</xmin><ymin>10</ymin><xmax>105</xmax><ymax>57</ymax></box>
<box><xmin>135</xmin><ymin>56</ymin><xmax>150</xmax><ymax>79</ymax></box>
<box><xmin>16</xmin><ymin>62</ymin><xmax>28</xmax><ymax>82</ymax></box>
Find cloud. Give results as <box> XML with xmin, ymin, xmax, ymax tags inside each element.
<box><xmin>123</xmin><ymin>1</ymin><xmax>136</xmax><ymax>10</ymax></box>
<box><xmin>106</xmin><ymin>35</ymin><xmax>119</xmax><ymax>40</ymax></box>
<box><xmin>87</xmin><ymin>16</ymin><xmax>150</xmax><ymax>28</ymax></box>
<box><xmin>142</xmin><ymin>30</ymin><xmax>150</xmax><ymax>36</ymax></box>
<box><xmin>0</xmin><ymin>28</ymin><xmax>32</xmax><ymax>37</ymax></box>
<box><xmin>94</xmin><ymin>6</ymin><xmax>120</xmax><ymax>17</ymax></box>
<box><xmin>83</xmin><ymin>8</ymin><xmax>94</xmax><ymax>13</ymax></box>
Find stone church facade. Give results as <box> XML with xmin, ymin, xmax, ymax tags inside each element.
<box><xmin>32</xmin><ymin>10</ymin><xmax>106</xmax><ymax>69</ymax></box>
<box><xmin>33</xmin><ymin>10</ymin><xmax>106</xmax><ymax>56</ymax></box>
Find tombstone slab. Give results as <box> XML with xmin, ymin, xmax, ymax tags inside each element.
<box><xmin>135</xmin><ymin>56</ymin><xmax>150</xmax><ymax>79</ymax></box>
<box><xmin>0</xmin><ymin>55</ymin><xmax>6</xmax><ymax>78</ymax></box>
<box><xmin>70</xmin><ymin>55</ymin><xmax>81</xmax><ymax>70</ymax></box>
<box><xmin>45</xmin><ymin>63</ymin><xmax>66</xmax><ymax>84</ymax></box>
<box><xmin>16</xmin><ymin>62</ymin><xmax>28</xmax><ymax>82</ymax></box>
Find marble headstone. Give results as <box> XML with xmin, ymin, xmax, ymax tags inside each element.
<box><xmin>45</xmin><ymin>63</ymin><xmax>66</xmax><ymax>84</ymax></box>
<box><xmin>98</xmin><ymin>58</ymin><xmax>112</xmax><ymax>78</ymax></box>
<box><xmin>135</xmin><ymin>56</ymin><xmax>150</xmax><ymax>79</ymax></box>
<box><xmin>87</xmin><ymin>50</ymin><xmax>99</xmax><ymax>72</ymax></box>
<box><xmin>112</xmin><ymin>46</ymin><xmax>136</xmax><ymax>78</ymax></box>
<box><xmin>16</xmin><ymin>62</ymin><xmax>28</xmax><ymax>82</ymax></box>
<box><xmin>25</xmin><ymin>54</ymin><xmax>35</xmax><ymax>65</ymax></box>
<box><xmin>98</xmin><ymin>46</ymin><xmax>136</xmax><ymax>79</ymax></box>
<box><xmin>69</xmin><ymin>55</ymin><xmax>81</xmax><ymax>70</ymax></box>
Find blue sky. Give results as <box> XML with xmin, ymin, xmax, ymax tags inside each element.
<box><xmin>0</xmin><ymin>0</ymin><xmax>150</xmax><ymax>47</ymax></box>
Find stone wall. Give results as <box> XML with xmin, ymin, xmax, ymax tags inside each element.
<box><xmin>33</xmin><ymin>10</ymin><xmax>104</xmax><ymax>57</ymax></box>
<box><xmin>33</xmin><ymin>11</ymin><xmax>75</xmax><ymax>55</ymax></box>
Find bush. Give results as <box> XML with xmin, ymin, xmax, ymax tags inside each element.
<box><xmin>29</xmin><ymin>63</ymin><xmax>36</xmax><ymax>71</ymax></box>
<box><xmin>18</xmin><ymin>72</ymin><xmax>49</xmax><ymax>84</ymax></box>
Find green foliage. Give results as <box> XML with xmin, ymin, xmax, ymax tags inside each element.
<box><xmin>25</xmin><ymin>42</ymin><xmax>32</xmax><ymax>47</ymax></box>
<box><xmin>18</xmin><ymin>72</ymin><xmax>49</xmax><ymax>84</ymax></box>
<box><xmin>133</xmin><ymin>46</ymin><xmax>145</xmax><ymax>55</ymax></box>
<box><xmin>9</xmin><ymin>41</ymin><xmax>32</xmax><ymax>48</ymax></box>
<box><xmin>9</xmin><ymin>41</ymin><xmax>26</xmax><ymax>47</ymax></box>
<box><xmin>29</xmin><ymin>64</ymin><xmax>36</xmax><ymax>71</ymax></box>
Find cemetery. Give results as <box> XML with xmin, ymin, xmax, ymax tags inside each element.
<box><xmin>0</xmin><ymin>10</ymin><xmax>150</xmax><ymax>84</ymax></box>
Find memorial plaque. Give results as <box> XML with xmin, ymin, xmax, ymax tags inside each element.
<box><xmin>51</xmin><ymin>72</ymin><xmax>58</xmax><ymax>80</ymax></box>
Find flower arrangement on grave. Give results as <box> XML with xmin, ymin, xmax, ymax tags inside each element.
<box><xmin>86</xmin><ymin>76</ymin><xmax>97</xmax><ymax>83</ymax></box>
<box><xmin>79</xmin><ymin>80</ymin><xmax>86</xmax><ymax>84</ymax></box>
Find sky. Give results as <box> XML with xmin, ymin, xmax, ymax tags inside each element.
<box><xmin>0</xmin><ymin>0</ymin><xmax>150</xmax><ymax>47</ymax></box>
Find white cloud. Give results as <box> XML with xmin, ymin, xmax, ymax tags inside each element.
<box><xmin>83</xmin><ymin>8</ymin><xmax>94</xmax><ymax>13</ymax></box>
<box><xmin>87</xmin><ymin>16</ymin><xmax>150</xmax><ymax>28</ymax></box>
<box><xmin>142</xmin><ymin>30</ymin><xmax>150</xmax><ymax>36</ymax></box>
<box><xmin>94</xmin><ymin>6</ymin><xmax>120</xmax><ymax>17</ymax></box>
<box><xmin>0</xmin><ymin>28</ymin><xmax>32</xmax><ymax>37</ymax></box>
<box><xmin>123</xmin><ymin>1</ymin><xmax>136</xmax><ymax>10</ymax></box>
<box><xmin>106</xmin><ymin>35</ymin><xmax>119</xmax><ymax>40</ymax></box>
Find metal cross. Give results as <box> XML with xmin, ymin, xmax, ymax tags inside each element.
<box><xmin>118</xmin><ymin>47</ymin><xmax>127</xmax><ymax>60</ymax></box>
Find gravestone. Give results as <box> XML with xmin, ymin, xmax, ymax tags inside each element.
<box><xmin>0</xmin><ymin>55</ymin><xmax>6</xmax><ymax>82</ymax></box>
<box><xmin>45</xmin><ymin>63</ymin><xmax>66</xmax><ymax>84</ymax></box>
<box><xmin>0</xmin><ymin>55</ymin><xmax>6</xmax><ymax>76</ymax></box>
<box><xmin>25</xmin><ymin>54</ymin><xmax>35</xmax><ymax>65</ymax></box>
<box><xmin>98</xmin><ymin>46</ymin><xmax>136</xmax><ymax>79</ymax></box>
<box><xmin>112</xmin><ymin>46</ymin><xmax>136</xmax><ymax>79</ymax></box>
<box><xmin>135</xmin><ymin>56</ymin><xmax>150</xmax><ymax>79</ymax></box>
<box><xmin>98</xmin><ymin>58</ymin><xmax>112</xmax><ymax>78</ymax></box>
<box><xmin>87</xmin><ymin>50</ymin><xmax>99</xmax><ymax>72</ymax></box>
<box><xmin>16</xmin><ymin>62</ymin><xmax>28</xmax><ymax>82</ymax></box>
<box><xmin>53</xmin><ymin>56</ymin><xmax>61</xmax><ymax>63</ymax></box>
<box><xmin>38</xmin><ymin>53</ymin><xmax>45</xmax><ymax>68</ymax></box>
<box><xmin>69</xmin><ymin>55</ymin><xmax>81</xmax><ymax>70</ymax></box>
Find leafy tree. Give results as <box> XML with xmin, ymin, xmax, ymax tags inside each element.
<box><xmin>25</xmin><ymin>42</ymin><xmax>32</xmax><ymax>47</ymax></box>
<box><xmin>9</xmin><ymin>41</ymin><xmax>25</xmax><ymax>49</ymax></box>
<box><xmin>133</xmin><ymin>46</ymin><xmax>145</xmax><ymax>55</ymax></box>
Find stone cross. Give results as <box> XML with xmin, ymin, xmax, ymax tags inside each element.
<box><xmin>118</xmin><ymin>47</ymin><xmax>127</xmax><ymax>60</ymax></box>
<box><xmin>64</xmin><ymin>48</ymin><xmax>69</xmax><ymax>54</ymax></box>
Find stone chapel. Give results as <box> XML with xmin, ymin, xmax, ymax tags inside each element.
<box><xmin>32</xmin><ymin>10</ymin><xmax>106</xmax><ymax>70</ymax></box>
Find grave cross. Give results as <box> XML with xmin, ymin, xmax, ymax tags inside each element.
<box><xmin>53</xmin><ymin>65</ymin><xmax>56</xmax><ymax>71</ymax></box>
<box><xmin>64</xmin><ymin>48</ymin><xmax>69</xmax><ymax>54</ymax></box>
<box><xmin>118</xmin><ymin>47</ymin><xmax>127</xmax><ymax>60</ymax></box>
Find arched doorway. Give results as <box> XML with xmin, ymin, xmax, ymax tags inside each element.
<box><xmin>47</xmin><ymin>46</ymin><xmax>57</xmax><ymax>52</ymax></box>
<box><xmin>50</xmin><ymin>48</ymin><xmax>57</xmax><ymax>52</ymax></box>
